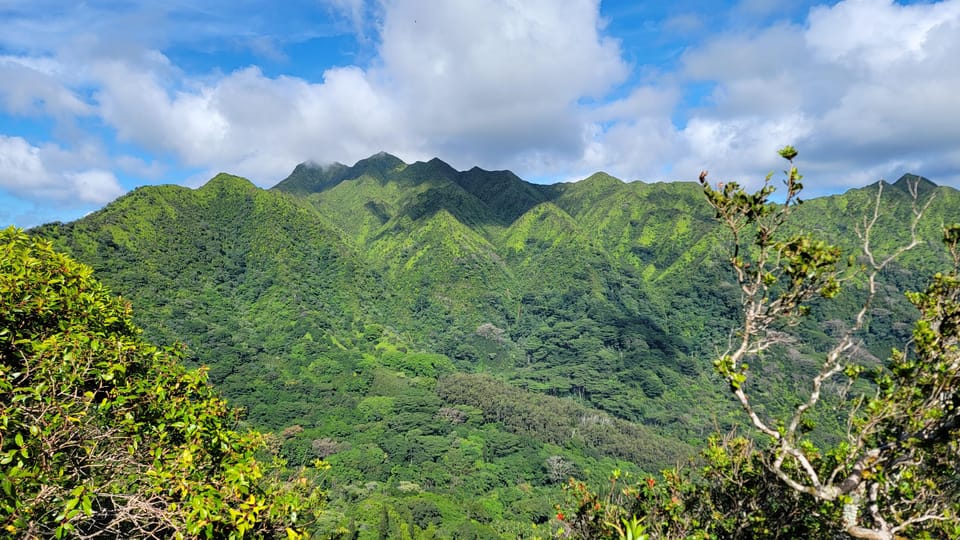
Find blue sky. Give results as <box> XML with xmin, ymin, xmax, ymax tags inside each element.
<box><xmin>2</xmin><ymin>0</ymin><xmax>959</xmax><ymax>227</ymax></box>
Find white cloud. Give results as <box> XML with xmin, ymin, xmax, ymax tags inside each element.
<box><xmin>65</xmin><ymin>169</ymin><xmax>127</xmax><ymax>203</ymax></box>
<box><xmin>676</xmin><ymin>114</ymin><xmax>814</xmax><ymax>181</ymax></box>
<box><xmin>94</xmin><ymin>57</ymin><xmax>230</xmax><ymax>162</ymax></box>
<box><xmin>595</xmin><ymin>0</ymin><xmax>960</xmax><ymax>191</ymax></box>
<box><xmin>590</xmin><ymin>86</ymin><xmax>679</xmax><ymax>123</ymax></box>
<box><xmin>91</xmin><ymin>59</ymin><xmax>409</xmax><ymax>183</ymax></box>
<box><xmin>324</xmin><ymin>0</ymin><xmax>371</xmax><ymax>38</ymax></box>
<box><xmin>373</xmin><ymin>0</ymin><xmax>628</xmax><ymax>168</ymax></box>
<box><xmin>809</xmin><ymin>1</ymin><xmax>960</xmax><ymax>147</ymax></box>
<box><xmin>798</xmin><ymin>0</ymin><xmax>960</xmax><ymax>189</ymax></box>
<box><xmin>0</xmin><ymin>56</ymin><xmax>91</xmax><ymax>117</ymax></box>
<box><xmin>0</xmin><ymin>135</ymin><xmax>125</xmax><ymax>204</ymax></box>
<box><xmin>44</xmin><ymin>0</ymin><xmax>629</xmax><ymax>184</ymax></box>
<box><xmin>579</xmin><ymin>117</ymin><xmax>684</xmax><ymax>179</ymax></box>
<box><xmin>806</xmin><ymin>0</ymin><xmax>960</xmax><ymax>72</ymax></box>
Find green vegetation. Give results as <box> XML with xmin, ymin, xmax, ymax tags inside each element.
<box><xmin>558</xmin><ymin>149</ymin><xmax>960</xmax><ymax>538</ymax></box>
<box><xmin>20</xmin><ymin>151</ymin><xmax>960</xmax><ymax>536</ymax></box>
<box><xmin>0</xmin><ymin>228</ymin><xmax>323</xmax><ymax>538</ymax></box>
<box><xmin>696</xmin><ymin>150</ymin><xmax>960</xmax><ymax>538</ymax></box>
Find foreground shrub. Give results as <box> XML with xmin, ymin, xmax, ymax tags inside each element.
<box><xmin>0</xmin><ymin>228</ymin><xmax>324</xmax><ymax>538</ymax></box>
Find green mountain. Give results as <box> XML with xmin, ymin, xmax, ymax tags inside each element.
<box><xmin>30</xmin><ymin>157</ymin><xmax>959</xmax><ymax>537</ymax></box>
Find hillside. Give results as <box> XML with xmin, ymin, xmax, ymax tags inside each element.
<box><xmin>30</xmin><ymin>155</ymin><xmax>960</xmax><ymax>536</ymax></box>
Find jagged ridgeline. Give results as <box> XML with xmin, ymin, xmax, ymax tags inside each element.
<box><xmin>31</xmin><ymin>154</ymin><xmax>960</xmax><ymax>536</ymax></box>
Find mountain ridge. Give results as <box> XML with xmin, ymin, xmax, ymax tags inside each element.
<box><xmin>26</xmin><ymin>153</ymin><xmax>960</xmax><ymax>537</ymax></box>
<box><xmin>273</xmin><ymin>152</ymin><xmax>939</xmax><ymax>199</ymax></box>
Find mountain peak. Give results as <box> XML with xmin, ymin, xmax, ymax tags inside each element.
<box><xmin>416</xmin><ymin>157</ymin><xmax>458</xmax><ymax>175</ymax></box>
<box><xmin>293</xmin><ymin>161</ymin><xmax>347</xmax><ymax>174</ymax></box>
<box><xmin>271</xmin><ymin>161</ymin><xmax>350</xmax><ymax>194</ymax></box>
<box><xmin>272</xmin><ymin>153</ymin><xmax>407</xmax><ymax>195</ymax></box>
<box><xmin>892</xmin><ymin>173</ymin><xmax>937</xmax><ymax>194</ymax></box>
<box><xmin>581</xmin><ymin>172</ymin><xmax>623</xmax><ymax>187</ymax></box>
<box><xmin>201</xmin><ymin>173</ymin><xmax>257</xmax><ymax>192</ymax></box>
<box><xmin>352</xmin><ymin>152</ymin><xmax>405</xmax><ymax>174</ymax></box>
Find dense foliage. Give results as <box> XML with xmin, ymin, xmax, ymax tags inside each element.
<box><xmin>25</xmin><ymin>153</ymin><xmax>960</xmax><ymax>535</ymax></box>
<box><xmin>555</xmin><ymin>434</ymin><xmax>845</xmax><ymax>539</ymax></box>
<box><xmin>0</xmin><ymin>228</ymin><xmax>323</xmax><ymax>538</ymax></box>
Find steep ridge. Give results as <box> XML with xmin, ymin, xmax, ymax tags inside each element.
<box><xmin>272</xmin><ymin>151</ymin><xmax>407</xmax><ymax>194</ymax></box>
<box><xmin>453</xmin><ymin>166</ymin><xmax>549</xmax><ymax>225</ymax></box>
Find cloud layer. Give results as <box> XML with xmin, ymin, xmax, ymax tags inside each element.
<box><xmin>2</xmin><ymin>0</ymin><xmax>960</xmax><ymax>226</ymax></box>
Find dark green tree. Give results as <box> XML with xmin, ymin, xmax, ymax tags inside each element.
<box><xmin>377</xmin><ymin>504</ymin><xmax>390</xmax><ymax>540</ymax></box>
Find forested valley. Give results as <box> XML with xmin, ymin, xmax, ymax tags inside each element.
<box><xmin>5</xmin><ymin>151</ymin><xmax>960</xmax><ymax>538</ymax></box>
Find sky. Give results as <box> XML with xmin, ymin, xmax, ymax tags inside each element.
<box><xmin>2</xmin><ymin>0</ymin><xmax>960</xmax><ymax>228</ymax></box>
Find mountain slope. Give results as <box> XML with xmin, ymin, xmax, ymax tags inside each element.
<box><xmin>29</xmin><ymin>157</ymin><xmax>960</xmax><ymax>537</ymax></box>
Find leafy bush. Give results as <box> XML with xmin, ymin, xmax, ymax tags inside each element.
<box><xmin>0</xmin><ymin>228</ymin><xmax>324</xmax><ymax>538</ymax></box>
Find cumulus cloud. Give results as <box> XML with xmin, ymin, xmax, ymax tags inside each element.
<box><xmin>809</xmin><ymin>1</ymin><xmax>960</xmax><ymax>153</ymax></box>
<box><xmin>806</xmin><ymin>0</ymin><xmax>960</xmax><ymax>187</ymax></box>
<box><xmin>57</xmin><ymin>0</ymin><xmax>629</xmax><ymax>184</ymax></box>
<box><xmin>675</xmin><ymin>114</ymin><xmax>815</xmax><ymax>183</ymax></box>
<box><xmin>374</xmin><ymin>0</ymin><xmax>627</xmax><ymax>165</ymax></box>
<box><xmin>91</xmin><ymin>59</ymin><xmax>409</xmax><ymax>183</ymax></box>
<box><xmin>0</xmin><ymin>135</ymin><xmax>125</xmax><ymax>204</ymax></box>
<box><xmin>805</xmin><ymin>0</ymin><xmax>960</xmax><ymax>72</ymax></box>
<box><xmin>620</xmin><ymin>0</ymin><xmax>960</xmax><ymax>191</ymax></box>
<box><xmin>0</xmin><ymin>56</ymin><xmax>91</xmax><ymax>117</ymax></box>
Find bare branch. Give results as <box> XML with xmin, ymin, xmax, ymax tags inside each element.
<box><xmin>703</xmin><ymin>154</ymin><xmax>956</xmax><ymax>538</ymax></box>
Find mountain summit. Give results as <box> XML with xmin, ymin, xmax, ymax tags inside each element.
<box><xmin>892</xmin><ymin>173</ymin><xmax>937</xmax><ymax>196</ymax></box>
<box><xmin>272</xmin><ymin>152</ymin><xmax>407</xmax><ymax>194</ymax></box>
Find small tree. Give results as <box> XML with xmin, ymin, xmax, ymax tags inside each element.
<box><xmin>699</xmin><ymin>149</ymin><xmax>960</xmax><ymax>539</ymax></box>
<box><xmin>545</xmin><ymin>455</ymin><xmax>573</xmax><ymax>484</ymax></box>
